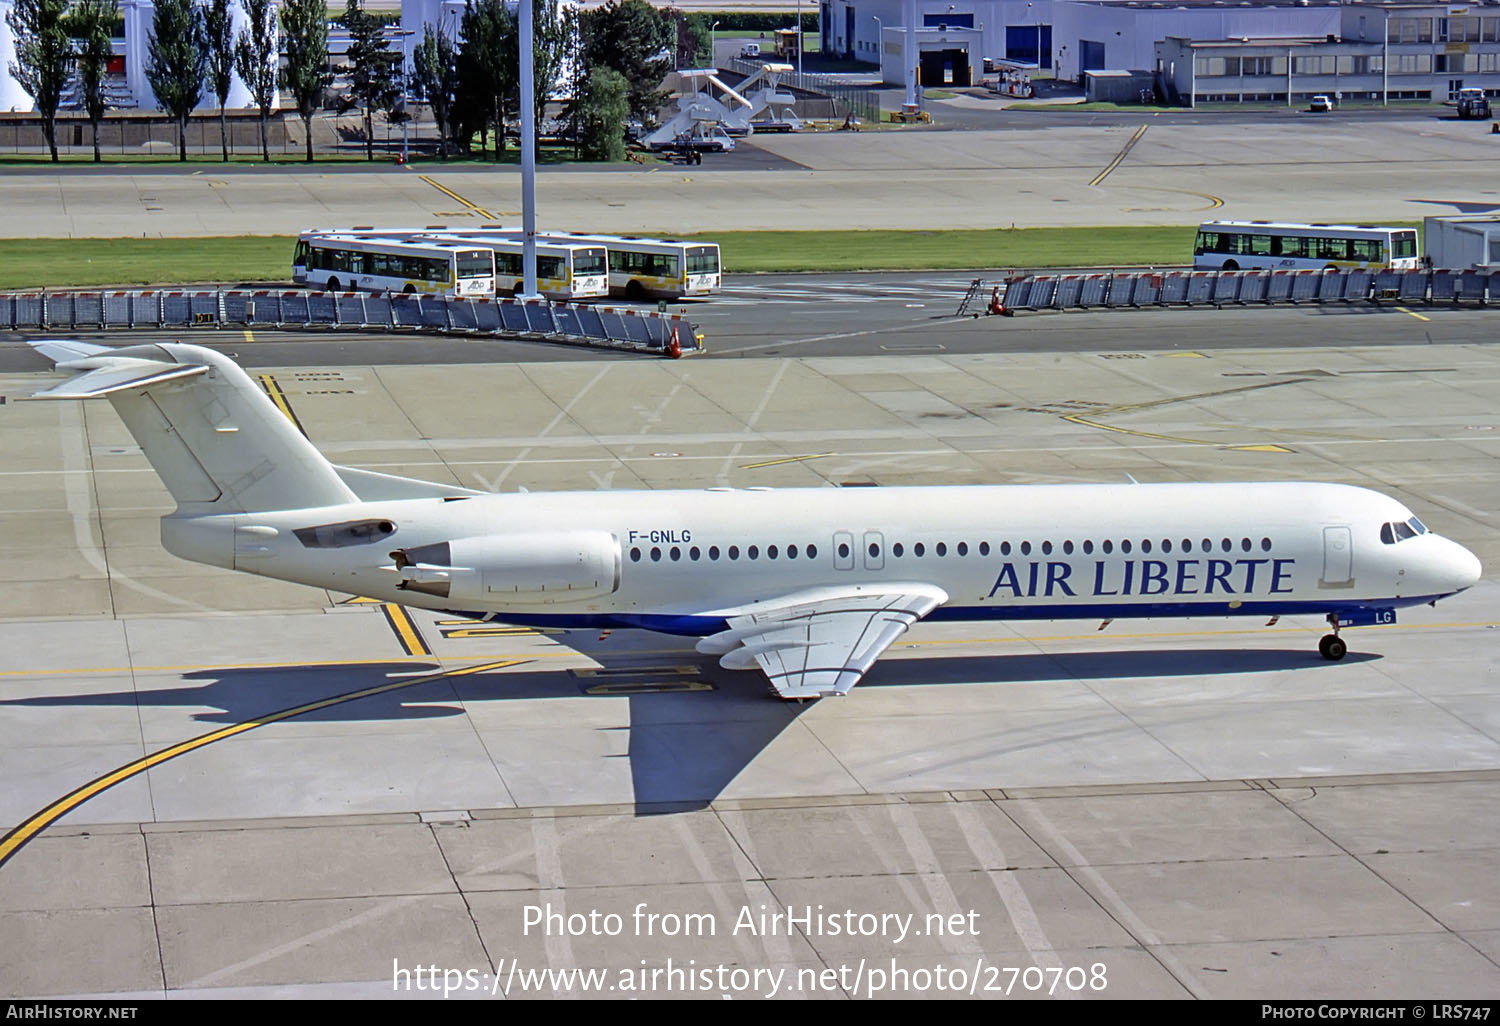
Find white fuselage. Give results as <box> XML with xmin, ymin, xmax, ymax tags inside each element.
<box><xmin>161</xmin><ymin>481</ymin><xmax>1481</xmax><ymax>634</ymax></box>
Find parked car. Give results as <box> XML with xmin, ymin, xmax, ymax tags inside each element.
<box><xmin>738</xmin><ymin>42</ymin><xmax>761</xmax><ymax>59</ymax></box>
<box><xmin>1309</xmin><ymin>94</ymin><xmax>1334</xmax><ymax>112</ymax></box>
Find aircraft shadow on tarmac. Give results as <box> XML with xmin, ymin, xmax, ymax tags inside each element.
<box><xmin>2</xmin><ymin>646</ymin><xmax>1375</xmax><ymax>815</ymax></box>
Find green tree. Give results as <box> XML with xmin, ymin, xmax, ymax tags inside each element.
<box><xmin>201</xmin><ymin>0</ymin><xmax>237</xmax><ymax>161</ymax></box>
<box><xmin>522</xmin><ymin>0</ymin><xmax>569</xmax><ymax>151</ymax></box>
<box><xmin>411</xmin><ymin>24</ymin><xmax>458</xmax><ymax>159</ymax></box>
<box><xmin>234</xmin><ymin>0</ymin><xmax>278</xmax><ymax>161</ymax></box>
<box><xmin>338</xmin><ymin>0</ymin><xmax>400</xmax><ymax>161</ymax></box>
<box><xmin>579</xmin><ymin>65</ymin><xmax>627</xmax><ymax>161</ymax></box>
<box><xmin>6</xmin><ymin>0</ymin><xmax>71</xmax><ymax>161</ymax></box>
<box><xmin>454</xmin><ymin>0</ymin><xmax>514</xmax><ymax>159</ymax></box>
<box><xmin>145</xmin><ymin>0</ymin><xmax>205</xmax><ymax>162</ymax></box>
<box><xmin>71</xmin><ymin>0</ymin><xmax>117</xmax><ymax>163</ymax></box>
<box><xmin>578</xmin><ymin>0</ymin><xmax>672</xmax><ymax>126</ymax></box>
<box><xmin>281</xmin><ymin>0</ymin><xmax>330</xmax><ymax>163</ymax></box>
<box><xmin>676</xmin><ymin>11</ymin><xmax>711</xmax><ymax>68</ymax></box>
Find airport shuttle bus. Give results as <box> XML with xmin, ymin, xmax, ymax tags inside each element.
<box><xmin>293</xmin><ymin>233</ymin><xmax>496</xmax><ymax>297</ymax></box>
<box><xmin>1193</xmin><ymin>221</ymin><xmax>1420</xmax><ymax>272</ymax></box>
<box><xmin>29</xmin><ymin>340</ymin><xmax>1484</xmax><ymax>700</ymax></box>
<box><xmin>417</xmin><ymin>234</ymin><xmax>610</xmax><ymax>301</ymax></box>
<box><xmin>462</xmin><ymin>228</ymin><xmax>722</xmax><ymax>300</ymax></box>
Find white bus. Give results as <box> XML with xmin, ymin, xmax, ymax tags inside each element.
<box><xmin>293</xmin><ymin>234</ymin><xmax>496</xmax><ymax>297</ymax></box>
<box><xmin>417</xmin><ymin>234</ymin><xmax>609</xmax><ymax>301</ymax></box>
<box><xmin>465</xmin><ymin>228</ymin><xmax>721</xmax><ymax>299</ymax></box>
<box><xmin>1193</xmin><ymin>221</ymin><xmax>1420</xmax><ymax>272</ymax></box>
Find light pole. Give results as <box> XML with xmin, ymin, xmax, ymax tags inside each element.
<box><xmin>519</xmin><ymin>0</ymin><xmax>539</xmax><ymax>300</ymax></box>
<box><xmin>796</xmin><ymin>0</ymin><xmax>803</xmax><ymax>77</ymax></box>
<box><xmin>391</xmin><ymin>28</ymin><xmax>414</xmax><ymax>165</ymax></box>
<box><xmin>872</xmin><ymin>14</ymin><xmax>881</xmax><ymax>70</ymax></box>
<box><xmin>711</xmin><ymin>20</ymin><xmax>720</xmax><ymax>67</ymax></box>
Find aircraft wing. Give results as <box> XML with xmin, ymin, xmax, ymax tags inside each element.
<box><xmin>696</xmin><ymin>585</ymin><xmax>948</xmax><ymax>699</ymax></box>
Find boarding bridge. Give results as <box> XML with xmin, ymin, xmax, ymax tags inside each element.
<box><xmin>643</xmin><ymin>63</ymin><xmax>802</xmax><ymax>151</ymax></box>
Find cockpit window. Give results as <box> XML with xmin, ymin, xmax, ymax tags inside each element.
<box><xmin>1381</xmin><ymin>518</ymin><xmax>1429</xmax><ymax>545</ymax></box>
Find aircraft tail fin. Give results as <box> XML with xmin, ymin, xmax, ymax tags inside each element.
<box><xmin>27</xmin><ymin>340</ymin><xmax>359</xmax><ymax>514</ymax></box>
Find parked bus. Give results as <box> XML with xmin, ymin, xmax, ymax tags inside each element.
<box><xmin>293</xmin><ymin>234</ymin><xmax>496</xmax><ymax>297</ymax></box>
<box><xmin>416</xmin><ymin>234</ymin><xmax>610</xmax><ymax>301</ymax></box>
<box><xmin>1193</xmin><ymin>221</ymin><xmax>1420</xmax><ymax>272</ymax></box>
<box><xmin>465</xmin><ymin>228</ymin><xmax>722</xmax><ymax>299</ymax></box>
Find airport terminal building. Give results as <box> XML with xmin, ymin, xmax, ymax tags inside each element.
<box><xmin>825</xmin><ymin>0</ymin><xmax>1500</xmax><ymax>104</ymax></box>
<box><xmin>2</xmin><ymin>0</ymin><xmax>1498</xmax><ymax>113</ymax></box>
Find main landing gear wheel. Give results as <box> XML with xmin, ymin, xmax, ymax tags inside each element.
<box><xmin>1318</xmin><ymin>634</ymin><xmax>1347</xmax><ymax>661</ymax></box>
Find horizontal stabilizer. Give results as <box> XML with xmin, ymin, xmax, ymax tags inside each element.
<box><xmin>27</xmin><ymin>359</ymin><xmax>207</xmax><ymax>400</ymax></box>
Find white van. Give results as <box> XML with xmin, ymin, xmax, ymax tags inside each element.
<box><xmin>739</xmin><ymin>42</ymin><xmax>761</xmax><ymax>59</ymax></box>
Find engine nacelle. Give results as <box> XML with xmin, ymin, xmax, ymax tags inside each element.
<box><xmin>391</xmin><ymin>531</ymin><xmax>621</xmax><ymax>606</ymax></box>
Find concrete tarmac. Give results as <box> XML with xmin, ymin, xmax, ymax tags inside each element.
<box><xmin>3</xmin><ymin>113</ymin><xmax>1498</xmax><ymax>237</ymax></box>
<box><xmin>1</xmin><ymin>339</ymin><xmax>1497</xmax><ymax>998</ymax></box>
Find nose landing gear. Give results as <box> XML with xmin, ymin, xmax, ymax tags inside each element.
<box><xmin>1319</xmin><ymin>613</ymin><xmax>1348</xmax><ymax>661</ymax></box>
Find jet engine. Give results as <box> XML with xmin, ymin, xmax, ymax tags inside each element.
<box><xmin>390</xmin><ymin>532</ymin><xmax>620</xmax><ymax>605</ymax></box>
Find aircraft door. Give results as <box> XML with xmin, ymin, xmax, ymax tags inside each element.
<box><xmin>833</xmin><ymin>530</ymin><xmax>855</xmax><ymax>570</ymax></box>
<box><xmin>863</xmin><ymin>530</ymin><xmax>885</xmax><ymax>571</ymax></box>
<box><xmin>1321</xmin><ymin>525</ymin><xmax>1354</xmax><ymax>587</ymax></box>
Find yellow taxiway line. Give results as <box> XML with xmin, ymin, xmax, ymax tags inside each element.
<box><xmin>0</xmin><ymin>659</ymin><xmax>528</xmax><ymax>871</ymax></box>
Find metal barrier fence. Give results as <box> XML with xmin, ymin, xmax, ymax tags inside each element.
<box><xmin>0</xmin><ymin>289</ymin><xmax>703</xmax><ymax>357</ymax></box>
<box><xmin>989</xmin><ymin>268</ymin><xmax>1500</xmax><ymax>316</ymax></box>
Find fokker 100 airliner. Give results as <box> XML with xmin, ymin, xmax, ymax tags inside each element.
<box><xmin>26</xmin><ymin>341</ymin><xmax>1482</xmax><ymax>699</ymax></box>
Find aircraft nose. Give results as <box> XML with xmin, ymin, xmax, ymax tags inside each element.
<box><xmin>1449</xmin><ymin>541</ymin><xmax>1483</xmax><ymax>593</ymax></box>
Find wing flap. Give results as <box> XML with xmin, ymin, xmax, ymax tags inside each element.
<box><xmin>701</xmin><ymin>585</ymin><xmax>947</xmax><ymax>699</ymax></box>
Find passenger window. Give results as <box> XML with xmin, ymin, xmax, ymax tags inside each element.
<box><xmin>837</xmin><ymin>542</ymin><xmax>849</xmax><ymax>559</ymax></box>
<box><xmin>631</xmin><ymin>547</ymin><xmax>642</xmax><ymax>562</ymax></box>
<box><xmin>651</xmin><ymin>547</ymin><xmax>662</xmax><ymax>561</ymax></box>
<box><xmin>1001</xmin><ymin>541</ymin><xmax>1012</xmax><ymax>556</ymax></box>
<box><xmin>958</xmin><ymin>542</ymin><xmax>969</xmax><ymax>556</ymax></box>
<box><xmin>748</xmin><ymin>545</ymin><xmax>759</xmax><ymax>560</ymax></box>
<box><xmin>670</xmin><ymin>547</ymin><xmax>681</xmax><ymax>561</ymax></box>
<box><xmin>1121</xmin><ymin>540</ymin><xmax>1132</xmax><ymax>554</ymax></box>
<box><xmin>893</xmin><ymin>542</ymin><xmax>904</xmax><ymax>557</ymax></box>
<box><xmin>1260</xmin><ymin>537</ymin><xmax>1272</xmax><ymax>552</ymax></box>
<box><xmin>914</xmin><ymin>542</ymin><xmax>926</xmax><ymax>557</ymax></box>
<box><xmin>728</xmin><ymin>545</ymin><xmax>740</xmax><ymax>560</ymax></box>
<box><xmin>690</xmin><ymin>546</ymin><xmax>700</xmax><ymax>560</ymax></box>
<box><xmin>1041</xmin><ymin>541</ymin><xmax>1052</xmax><ymax>555</ymax></box>
<box><xmin>1141</xmin><ymin>539</ymin><xmax>1152</xmax><ymax>554</ymax></box>
<box><xmin>807</xmin><ymin>544</ymin><xmax>818</xmax><ymax>559</ymax></box>
<box><xmin>768</xmin><ymin>545</ymin><xmax>778</xmax><ymax>559</ymax></box>
<box><xmin>936</xmin><ymin>542</ymin><xmax>947</xmax><ymax>557</ymax></box>
<box><xmin>709</xmin><ymin>546</ymin><xmax>720</xmax><ymax>560</ymax></box>
<box><xmin>1082</xmin><ymin>540</ymin><xmax>1094</xmax><ymax>554</ymax></box>
<box><xmin>1103</xmin><ymin>540</ymin><xmax>1113</xmax><ymax>554</ymax></box>
<box><xmin>979</xmin><ymin>542</ymin><xmax>990</xmax><ymax>556</ymax></box>
<box><xmin>788</xmin><ymin>545</ymin><xmax>798</xmax><ymax>559</ymax></box>
<box><xmin>1020</xmin><ymin>541</ymin><xmax>1032</xmax><ymax>556</ymax></box>
<box><xmin>1062</xmin><ymin>540</ymin><xmax>1074</xmax><ymax>555</ymax></box>
<box><xmin>1161</xmin><ymin>539</ymin><xmax>1172</xmax><ymax>553</ymax></box>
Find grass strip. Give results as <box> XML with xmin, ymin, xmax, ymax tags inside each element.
<box><xmin>0</xmin><ymin>223</ymin><xmax>1424</xmax><ymax>289</ymax></box>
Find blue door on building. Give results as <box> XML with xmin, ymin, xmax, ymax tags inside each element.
<box><xmin>1005</xmin><ymin>25</ymin><xmax>1052</xmax><ymax>68</ymax></box>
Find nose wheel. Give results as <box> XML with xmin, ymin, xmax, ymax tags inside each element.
<box><xmin>1319</xmin><ymin>614</ymin><xmax>1348</xmax><ymax>661</ymax></box>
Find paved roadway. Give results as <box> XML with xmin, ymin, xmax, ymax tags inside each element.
<box><xmin>2</xmin><ymin>110</ymin><xmax>1498</xmax><ymax>237</ymax></box>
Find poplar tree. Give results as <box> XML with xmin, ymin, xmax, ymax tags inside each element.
<box><xmin>281</xmin><ymin>0</ymin><xmax>330</xmax><ymax>163</ymax></box>
<box><xmin>72</xmin><ymin>0</ymin><xmax>118</xmax><ymax>163</ymax></box>
<box><xmin>234</xmin><ymin>0</ymin><xmax>278</xmax><ymax>161</ymax></box>
<box><xmin>412</xmin><ymin>24</ymin><xmax>458</xmax><ymax>159</ymax></box>
<box><xmin>145</xmin><ymin>0</ymin><xmax>206</xmax><ymax>161</ymax></box>
<box><xmin>6</xmin><ymin>0</ymin><xmax>71</xmax><ymax>161</ymax></box>
<box><xmin>202</xmin><ymin>0</ymin><xmax>237</xmax><ymax>161</ymax></box>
